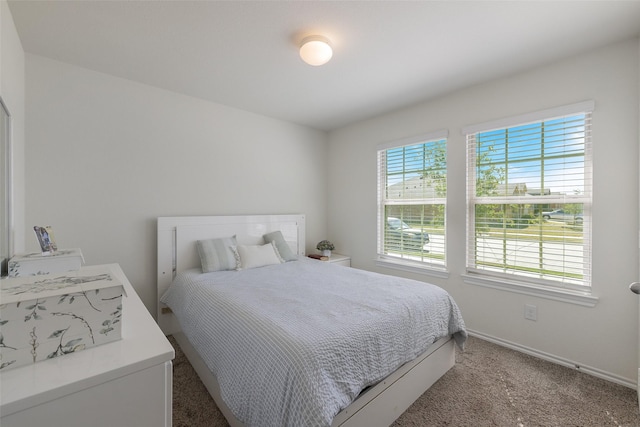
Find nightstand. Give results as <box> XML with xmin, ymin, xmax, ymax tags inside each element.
<box><xmin>326</xmin><ymin>253</ymin><xmax>351</xmax><ymax>267</ymax></box>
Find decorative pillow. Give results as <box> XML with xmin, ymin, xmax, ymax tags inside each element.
<box><xmin>263</xmin><ymin>230</ymin><xmax>297</xmax><ymax>262</ymax></box>
<box><xmin>196</xmin><ymin>235</ymin><xmax>240</xmax><ymax>273</ymax></box>
<box><xmin>236</xmin><ymin>242</ymin><xmax>283</xmax><ymax>270</ymax></box>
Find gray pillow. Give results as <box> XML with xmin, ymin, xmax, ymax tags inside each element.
<box><xmin>263</xmin><ymin>230</ymin><xmax>297</xmax><ymax>262</ymax></box>
<box><xmin>196</xmin><ymin>235</ymin><xmax>239</xmax><ymax>272</ymax></box>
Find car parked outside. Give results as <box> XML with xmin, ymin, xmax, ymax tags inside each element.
<box><xmin>386</xmin><ymin>217</ymin><xmax>430</xmax><ymax>251</ymax></box>
<box><xmin>541</xmin><ymin>209</ymin><xmax>583</xmax><ymax>224</ymax></box>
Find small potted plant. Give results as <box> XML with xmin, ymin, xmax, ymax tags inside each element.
<box><xmin>316</xmin><ymin>240</ymin><xmax>335</xmax><ymax>257</ymax></box>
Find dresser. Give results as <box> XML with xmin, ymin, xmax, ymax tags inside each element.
<box><xmin>0</xmin><ymin>263</ymin><xmax>175</xmax><ymax>427</ymax></box>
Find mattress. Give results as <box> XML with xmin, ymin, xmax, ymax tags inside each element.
<box><xmin>161</xmin><ymin>258</ymin><xmax>467</xmax><ymax>427</ymax></box>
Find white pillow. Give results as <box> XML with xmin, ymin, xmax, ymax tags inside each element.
<box><xmin>236</xmin><ymin>242</ymin><xmax>283</xmax><ymax>270</ymax></box>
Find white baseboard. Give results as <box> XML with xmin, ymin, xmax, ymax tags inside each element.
<box><xmin>467</xmin><ymin>329</ymin><xmax>636</xmax><ymax>390</ymax></box>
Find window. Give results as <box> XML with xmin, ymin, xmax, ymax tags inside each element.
<box><xmin>464</xmin><ymin>101</ymin><xmax>593</xmax><ymax>293</ymax></box>
<box><xmin>377</xmin><ymin>130</ymin><xmax>447</xmax><ymax>272</ymax></box>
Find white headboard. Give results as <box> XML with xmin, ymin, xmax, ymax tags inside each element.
<box><xmin>157</xmin><ymin>214</ymin><xmax>305</xmax><ymax>334</ymax></box>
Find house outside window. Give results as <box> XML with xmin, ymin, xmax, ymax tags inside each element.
<box><xmin>377</xmin><ymin>130</ymin><xmax>447</xmax><ymax>272</ymax></box>
<box><xmin>463</xmin><ymin>101</ymin><xmax>594</xmax><ymax>295</ymax></box>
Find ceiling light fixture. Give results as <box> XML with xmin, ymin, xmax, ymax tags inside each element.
<box><xmin>299</xmin><ymin>36</ymin><xmax>333</xmax><ymax>66</ymax></box>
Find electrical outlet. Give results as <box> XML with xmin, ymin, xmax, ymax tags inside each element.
<box><xmin>524</xmin><ymin>304</ymin><xmax>537</xmax><ymax>321</ymax></box>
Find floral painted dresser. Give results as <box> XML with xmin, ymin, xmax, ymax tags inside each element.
<box><xmin>0</xmin><ymin>263</ymin><xmax>174</xmax><ymax>427</ymax></box>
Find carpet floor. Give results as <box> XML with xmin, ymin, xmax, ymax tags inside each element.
<box><xmin>170</xmin><ymin>335</ymin><xmax>640</xmax><ymax>426</ymax></box>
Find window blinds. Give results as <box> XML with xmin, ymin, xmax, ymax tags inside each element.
<box><xmin>377</xmin><ymin>131</ymin><xmax>447</xmax><ymax>269</ymax></box>
<box><xmin>465</xmin><ymin>102</ymin><xmax>593</xmax><ymax>289</ymax></box>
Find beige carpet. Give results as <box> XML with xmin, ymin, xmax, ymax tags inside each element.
<box><xmin>170</xmin><ymin>335</ymin><xmax>640</xmax><ymax>426</ymax></box>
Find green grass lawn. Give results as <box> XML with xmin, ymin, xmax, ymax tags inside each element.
<box><xmin>478</xmin><ymin>220</ymin><xmax>583</xmax><ymax>243</ymax></box>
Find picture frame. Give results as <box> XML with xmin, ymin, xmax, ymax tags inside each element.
<box><xmin>33</xmin><ymin>225</ymin><xmax>58</xmax><ymax>254</ymax></box>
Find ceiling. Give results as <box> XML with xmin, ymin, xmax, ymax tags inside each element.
<box><xmin>8</xmin><ymin>1</ymin><xmax>640</xmax><ymax>131</ymax></box>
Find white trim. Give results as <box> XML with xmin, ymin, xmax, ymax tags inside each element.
<box><xmin>375</xmin><ymin>257</ymin><xmax>449</xmax><ymax>279</ymax></box>
<box><xmin>0</xmin><ymin>97</ymin><xmax>13</xmax><ymax>276</ymax></box>
<box><xmin>164</xmin><ymin>360</ymin><xmax>173</xmax><ymax>427</ymax></box>
<box><xmin>468</xmin><ymin>330</ymin><xmax>635</xmax><ymax>389</ymax></box>
<box><xmin>462</xmin><ymin>273</ymin><xmax>599</xmax><ymax>307</ymax></box>
<box><xmin>376</xmin><ymin>150</ymin><xmax>385</xmax><ymax>256</ymax></box>
<box><xmin>462</xmin><ymin>100</ymin><xmax>595</xmax><ymax>135</ymax></box>
<box><xmin>377</xmin><ymin>129</ymin><xmax>448</xmax><ymax>150</ymax></box>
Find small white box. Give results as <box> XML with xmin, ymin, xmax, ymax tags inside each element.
<box><xmin>0</xmin><ymin>265</ymin><xmax>124</xmax><ymax>371</ymax></box>
<box><xmin>8</xmin><ymin>248</ymin><xmax>85</xmax><ymax>277</ymax></box>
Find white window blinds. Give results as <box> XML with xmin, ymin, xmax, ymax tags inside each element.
<box><xmin>377</xmin><ymin>131</ymin><xmax>447</xmax><ymax>269</ymax></box>
<box><xmin>465</xmin><ymin>102</ymin><xmax>593</xmax><ymax>289</ymax></box>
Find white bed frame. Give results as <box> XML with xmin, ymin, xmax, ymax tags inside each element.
<box><xmin>157</xmin><ymin>214</ymin><xmax>456</xmax><ymax>427</ymax></box>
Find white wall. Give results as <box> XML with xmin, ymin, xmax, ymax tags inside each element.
<box><xmin>25</xmin><ymin>55</ymin><xmax>328</xmax><ymax>315</ymax></box>
<box><xmin>328</xmin><ymin>38</ymin><xmax>640</xmax><ymax>385</ymax></box>
<box><xmin>1</xmin><ymin>1</ymin><xmax>25</xmax><ymax>255</ymax></box>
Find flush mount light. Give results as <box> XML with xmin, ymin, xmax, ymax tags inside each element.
<box><xmin>299</xmin><ymin>36</ymin><xmax>333</xmax><ymax>66</ymax></box>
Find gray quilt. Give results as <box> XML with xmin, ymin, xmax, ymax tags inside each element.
<box><xmin>161</xmin><ymin>258</ymin><xmax>467</xmax><ymax>427</ymax></box>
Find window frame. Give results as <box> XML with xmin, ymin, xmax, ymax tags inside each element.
<box><xmin>376</xmin><ymin>130</ymin><xmax>449</xmax><ymax>277</ymax></box>
<box><xmin>462</xmin><ymin>101</ymin><xmax>597</xmax><ymax>306</ymax></box>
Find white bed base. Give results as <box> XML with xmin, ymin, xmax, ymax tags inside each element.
<box><xmin>157</xmin><ymin>214</ymin><xmax>456</xmax><ymax>427</ymax></box>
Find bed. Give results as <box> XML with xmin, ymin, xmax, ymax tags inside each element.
<box><xmin>157</xmin><ymin>214</ymin><xmax>466</xmax><ymax>427</ymax></box>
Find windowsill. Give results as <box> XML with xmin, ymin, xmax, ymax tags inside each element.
<box><xmin>461</xmin><ymin>273</ymin><xmax>599</xmax><ymax>307</ymax></box>
<box><xmin>375</xmin><ymin>257</ymin><xmax>449</xmax><ymax>279</ymax></box>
